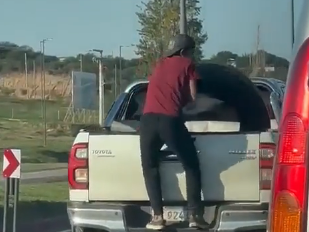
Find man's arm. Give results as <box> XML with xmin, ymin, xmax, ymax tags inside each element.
<box><xmin>187</xmin><ymin>62</ymin><xmax>199</xmax><ymax>102</ymax></box>
<box><xmin>189</xmin><ymin>79</ymin><xmax>197</xmax><ymax>101</ymax></box>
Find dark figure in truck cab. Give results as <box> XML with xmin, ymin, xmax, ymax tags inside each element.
<box><xmin>140</xmin><ymin>34</ymin><xmax>209</xmax><ymax>230</ymax></box>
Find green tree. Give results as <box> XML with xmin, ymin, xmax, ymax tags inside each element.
<box><xmin>0</xmin><ymin>40</ymin><xmax>289</xmax><ymax>81</ymax></box>
<box><xmin>136</xmin><ymin>0</ymin><xmax>207</xmax><ymax>73</ymax></box>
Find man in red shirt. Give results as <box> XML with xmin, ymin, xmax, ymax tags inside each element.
<box><xmin>140</xmin><ymin>34</ymin><xmax>209</xmax><ymax>230</ymax></box>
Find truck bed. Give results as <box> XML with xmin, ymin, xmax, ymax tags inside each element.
<box><xmin>86</xmin><ymin>122</ymin><xmax>274</xmax><ymax>202</ymax></box>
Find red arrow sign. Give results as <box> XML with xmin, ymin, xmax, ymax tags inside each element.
<box><xmin>3</xmin><ymin>149</ymin><xmax>20</xmax><ymax>178</ymax></box>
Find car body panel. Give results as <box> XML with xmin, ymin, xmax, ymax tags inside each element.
<box><xmin>88</xmin><ymin>132</ymin><xmax>263</xmax><ymax>201</ymax></box>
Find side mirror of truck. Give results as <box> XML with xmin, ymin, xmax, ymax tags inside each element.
<box><xmin>270</xmin><ymin>92</ymin><xmax>282</xmax><ymax>124</ymax></box>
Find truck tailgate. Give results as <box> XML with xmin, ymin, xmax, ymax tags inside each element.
<box><xmin>88</xmin><ymin>133</ymin><xmax>260</xmax><ymax>201</ymax></box>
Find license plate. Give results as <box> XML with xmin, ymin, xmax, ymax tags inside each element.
<box><xmin>153</xmin><ymin>207</ymin><xmax>187</xmax><ymax>222</ymax></box>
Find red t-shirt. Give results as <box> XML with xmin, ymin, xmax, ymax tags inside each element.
<box><xmin>143</xmin><ymin>56</ymin><xmax>198</xmax><ymax>117</ymax></box>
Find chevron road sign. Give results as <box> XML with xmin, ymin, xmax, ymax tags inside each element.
<box><xmin>2</xmin><ymin>149</ymin><xmax>21</xmax><ymax>178</ymax></box>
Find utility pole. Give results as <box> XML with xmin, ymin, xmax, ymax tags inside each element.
<box><xmin>180</xmin><ymin>0</ymin><xmax>187</xmax><ymax>34</ymax></box>
<box><xmin>24</xmin><ymin>53</ymin><xmax>28</xmax><ymax>98</ymax></box>
<box><xmin>114</xmin><ymin>64</ymin><xmax>117</xmax><ymax>99</ymax></box>
<box><xmin>291</xmin><ymin>0</ymin><xmax>295</xmax><ymax>47</ymax></box>
<box><xmin>41</xmin><ymin>41</ymin><xmax>46</xmax><ymax>147</ymax></box>
<box><xmin>33</xmin><ymin>60</ymin><xmax>36</xmax><ymax>98</ymax></box>
<box><xmin>40</xmin><ymin>42</ymin><xmax>43</xmax><ymax>118</ymax></box>
<box><xmin>40</xmin><ymin>38</ymin><xmax>52</xmax><ymax>147</ymax></box>
<box><xmin>249</xmin><ymin>25</ymin><xmax>261</xmax><ymax>78</ymax></box>
<box><xmin>79</xmin><ymin>54</ymin><xmax>83</xmax><ymax>72</ymax></box>
<box><xmin>119</xmin><ymin>46</ymin><xmax>122</xmax><ymax>92</ymax></box>
<box><xmin>119</xmin><ymin>44</ymin><xmax>135</xmax><ymax>92</ymax></box>
<box><xmin>91</xmin><ymin>49</ymin><xmax>104</xmax><ymax>126</ymax></box>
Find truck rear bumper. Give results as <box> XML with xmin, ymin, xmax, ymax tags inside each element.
<box><xmin>67</xmin><ymin>202</ymin><xmax>268</xmax><ymax>232</ymax></box>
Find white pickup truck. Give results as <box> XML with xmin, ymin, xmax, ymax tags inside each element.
<box><xmin>67</xmin><ymin>64</ymin><xmax>284</xmax><ymax>232</ymax></box>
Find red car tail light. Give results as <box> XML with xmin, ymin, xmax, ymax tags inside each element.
<box><xmin>259</xmin><ymin>143</ymin><xmax>275</xmax><ymax>190</ymax></box>
<box><xmin>68</xmin><ymin>143</ymin><xmax>88</xmax><ymax>190</ymax></box>
<box><xmin>278</xmin><ymin>115</ymin><xmax>306</xmax><ymax>164</ymax></box>
<box><xmin>269</xmin><ymin>115</ymin><xmax>307</xmax><ymax>232</ymax></box>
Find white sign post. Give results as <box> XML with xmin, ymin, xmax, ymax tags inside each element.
<box><xmin>2</xmin><ymin>148</ymin><xmax>21</xmax><ymax>232</ymax></box>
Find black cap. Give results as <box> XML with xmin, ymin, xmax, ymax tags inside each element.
<box><xmin>164</xmin><ymin>34</ymin><xmax>196</xmax><ymax>57</ymax></box>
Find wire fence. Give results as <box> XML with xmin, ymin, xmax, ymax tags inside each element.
<box><xmin>0</xmin><ymin>106</ymin><xmax>102</xmax><ymax>124</ymax></box>
<box><xmin>0</xmin><ymin>100</ymin><xmax>116</xmax><ymax>126</ymax></box>
<box><xmin>0</xmin><ymin>91</ymin><xmax>118</xmax><ymax>127</ymax></box>
<box><xmin>1</xmin><ymin>106</ymin><xmax>65</xmax><ymax>122</ymax></box>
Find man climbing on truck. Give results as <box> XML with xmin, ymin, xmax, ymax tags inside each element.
<box><xmin>139</xmin><ymin>34</ymin><xmax>209</xmax><ymax>230</ymax></box>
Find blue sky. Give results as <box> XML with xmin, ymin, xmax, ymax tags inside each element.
<box><xmin>0</xmin><ymin>0</ymin><xmax>301</xmax><ymax>60</ymax></box>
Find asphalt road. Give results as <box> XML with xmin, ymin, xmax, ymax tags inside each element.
<box><xmin>0</xmin><ymin>168</ymin><xmax>67</xmax><ymax>184</ymax></box>
<box><xmin>15</xmin><ymin>215</ymin><xmax>70</xmax><ymax>232</ymax></box>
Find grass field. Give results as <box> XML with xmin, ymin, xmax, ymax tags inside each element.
<box><xmin>0</xmin><ymin>163</ymin><xmax>67</xmax><ymax>172</ymax></box>
<box><xmin>0</xmin><ymin>95</ymin><xmax>102</xmax><ymax>166</ymax></box>
<box><xmin>0</xmin><ymin>98</ymin><xmax>71</xmax><ymax>165</ymax></box>
<box><xmin>0</xmin><ymin>95</ymin><xmax>74</xmax><ymax>163</ymax></box>
<box><xmin>0</xmin><ymin>119</ymin><xmax>73</xmax><ymax>163</ymax></box>
<box><xmin>0</xmin><ymin>96</ymin><xmax>74</xmax><ymax>229</ymax></box>
<box><xmin>0</xmin><ymin>95</ymin><xmax>68</xmax><ymax>122</ymax></box>
<box><xmin>0</xmin><ymin>182</ymin><xmax>68</xmax><ymax>203</ymax></box>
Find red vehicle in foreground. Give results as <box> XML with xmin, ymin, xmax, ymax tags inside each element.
<box><xmin>268</xmin><ymin>1</ymin><xmax>309</xmax><ymax>231</ymax></box>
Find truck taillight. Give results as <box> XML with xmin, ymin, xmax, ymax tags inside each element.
<box><xmin>278</xmin><ymin>115</ymin><xmax>306</xmax><ymax>164</ymax></box>
<box><xmin>269</xmin><ymin>115</ymin><xmax>307</xmax><ymax>232</ymax></box>
<box><xmin>68</xmin><ymin>143</ymin><xmax>88</xmax><ymax>189</ymax></box>
<box><xmin>259</xmin><ymin>143</ymin><xmax>275</xmax><ymax>190</ymax></box>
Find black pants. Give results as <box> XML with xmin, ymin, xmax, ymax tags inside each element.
<box><xmin>140</xmin><ymin>113</ymin><xmax>202</xmax><ymax>215</ymax></box>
